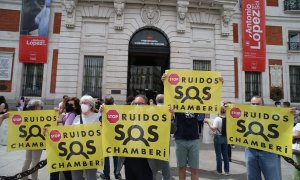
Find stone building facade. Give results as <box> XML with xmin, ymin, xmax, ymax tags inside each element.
<box><xmin>0</xmin><ymin>0</ymin><xmax>300</xmax><ymax>106</ymax></box>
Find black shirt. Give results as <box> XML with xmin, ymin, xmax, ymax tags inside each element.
<box><xmin>174</xmin><ymin>112</ymin><xmax>200</xmax><ymax>140</ymax></box>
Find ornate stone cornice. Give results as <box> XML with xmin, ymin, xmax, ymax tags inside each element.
<box><xmin>220</xmin><ymin>7</ymin><xmax>234</xmax><ymax>36</ymax></box>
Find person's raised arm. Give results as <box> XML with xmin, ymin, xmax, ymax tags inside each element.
<box><xmin>204</xmin><ymin>118</ymin><xmax>217</xmax><ymax>132</ymax></box>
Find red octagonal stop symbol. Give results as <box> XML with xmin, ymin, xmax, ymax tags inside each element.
<box><xmin>168</xmin><ymin>74</ymin><xmax>180</xmax><ymax>85</ymax></box>
<box><xmin>12</xmin><ymin>115</ymin><xmax>22</xmax><ymax>125</ymax></box>
<box><xmin>230</xmin><ymin>107</ymin><xmax>242</xmax><ymax>119</ymax></box>
<box><xmin>50</xmin><ymin>130</ymin><xmax>62</xmax><ymax>142</ymax></box>
<box><xmin>107</xmin><ymin>110</ymin><xmax>120</xmax><ymax>123</ymax></box>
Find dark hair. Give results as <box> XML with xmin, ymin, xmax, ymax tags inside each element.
<box><xmin>274</xmin><ymin>101</ymin><xmax>281</xmax><ymax>106</ymax></box>
<box><xmin>98</xmin><ymin>98</ymin><xmax>104</xmax><ymax>103</ymax></box>
<box><xmin>0</xmin><ymin>96</ymin><xmax>6</xmax><ymax>104</ymax></box>
<box><xmin>0</xmin><ymin>96</ymin><xmax>8</xmax><ymax>112</ymax></box>
<box><xmin>126</xmin><ymin>96</ymin><xmax>135</xmax><ymax>105</ymax></box>
<box><xmin>64</xmin><ymin>97</ymin><xmax>81</xmax><ymax>115</ymax></box>
<box><xmin>105</xmin><ymin>96</ymin><xmax>114</xmax><ymax>105</ymax></box>
<box><xmin>63</xmin><ymin>95</ymin><xmax>68</xmax><ymax>99</ymax></box>
<box><xmin>283</xmin><ymin>101</ymin><xmax>290</xmax><ymax>107</ymax></box>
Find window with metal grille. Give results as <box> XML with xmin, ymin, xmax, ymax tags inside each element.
<box><xmin>21</xmin><ymin>63</ymin><xmax>44</xmax><ymax>97</ymax></box>
<box><xmin>288</xmin><ymin>31</ymin><xmax>300</xmax><ymax>50</ymax></box>
<box><xmin>193</xmin><ymin>60</ymin><xmax>211</xmax><ymax>71</ymax></box>
<box><xmin>284</xmin><ymin>0</ymin><xmax>300</xmax><ymax>11</ymax></box>
<box><xmin>290</xmin><ymin>66</ymin><xmax>300</xmax><ymax>102</ymax></box>
<box><xmin>245</xmin><ymin>72</ymin><xmax>262</xmax><ymax>101</ymax></box>
<box><xmin>82</xmin><ymin>56</ymin><xmax>103</xmax><ymax>98</ymax></box>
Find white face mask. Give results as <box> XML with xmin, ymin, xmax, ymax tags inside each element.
<box><xmin>81</xmin><ymin>104</ymin><xmax>90</xmax><ymax>113</ymax></box>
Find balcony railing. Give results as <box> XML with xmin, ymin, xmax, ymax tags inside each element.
<box><xmin>284</xmin><ymin>0</ymin><xmax>300</xmax><ymax>11</ymax></box>
<box><xmin>288</xmin><ymin>42</ymin><xmax>300</xmax><ymax>50</ymax></box>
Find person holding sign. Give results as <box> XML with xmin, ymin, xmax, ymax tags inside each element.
<box><xmin>161</xmin><ymin>72</ymin><xmax>223</xmax><ymax>180</ymax></box>
<box><xmin>100</xmin><ymin>96</ymin><xmax>121</xmax><ymax>180</ymax></box>
<box><xmin>172</xmin><ymin>111</ymin><xmax>201</xmax><ymax>180</ymax></box>
<box><xmin>152</xmin><ymin>94</ymin><xmax>171</xmax><ymax>180</ymax></box>
<box><xmin>245</xmin><ymin>96</ymin><xmax>281</xmax><ymax>180</ymax></box>
<box><xmin>204</xmin><ymin>106</ymin><xmax>230</xmax><ymax>176</ymax></box>
<box><xmin>162</xmin><ymin>73</ymin><xmax>201</xmax><ymax>180</ymax></box>
<box><xmin>21</xmin><ymin>100</ymin><xmax>44</xmax><ymax>180</ymax></box>
<box><xmin>116</xmin><ymin>95</ymin><xmax>154</xmax><ymax>180</ymax></box>
<box><xmin>71</xmin><ymin>95</ymin><xmax>101</xmax><ymax>180</ymax></box>
<box><xmin>50</xmin><ymin>97</ymin><xmax>81</xmax><ymax>180</ymax></box>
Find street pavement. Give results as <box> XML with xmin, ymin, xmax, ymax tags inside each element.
<box><xmin>0</xmin><ymin>136</ymin><xmax>293</xmax><ymax>180</ymax></box>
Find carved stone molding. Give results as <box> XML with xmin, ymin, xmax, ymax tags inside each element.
<box><xmin>220</xmin><ymin>7</ymin><xmax>234</xmax><ymax>36</ymax></box>
<box><xmin>177</xmin><ymin>0</ymin><xmax>189</xmax><ymax>33</ymax></box>
<box><xmin>270</xmin><ymin>65</ymin><xmax>283</xmax><ymax>88</ymax></box>
<box><xmin>141</xmin><ymin>5</ymin><xmax>160</xmax><ymax>25</ymax></box>
<box><xmin>62</xmin><ymin>0</ymin><xmax>77</xmax><ymax>28</ymax></box>
<box><xmin>114</xmin><ymin>0</ymin><xmax>125</xmax><ymax>30</ymax></box>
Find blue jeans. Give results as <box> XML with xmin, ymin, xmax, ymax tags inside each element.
<box><xmin>213</xmin><ymin>135</ymin><xmax>229</xmax><ymax>173</ymax></box>
<box><xmin>103</xmin><ymin>156</ymin><xmax>118</xmax><ymax>177</ymax></box>
<box><xmin>245</xmin><ymin>148</ymin><xmax>281</xmax><ymax>180</ymax></box>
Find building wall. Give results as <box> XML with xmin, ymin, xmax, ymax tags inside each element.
<box><xmin>57</xmin><ymin>2</ymin><xmax>235</xmax><ymax>103</ymax></box>
<box><xmin>232</xmin><ymin>1</ymin><xmax>300</xmax><ymax>105</ymax></box>
<box><xmin>0</xmin><ymin>0</ymin><xmax>62</xmax><ymax>106</ymax></box>
<box><xmin>0</xmin><ymin>0</ymin><xmax>299</xmax><ymax>106</ymax></box>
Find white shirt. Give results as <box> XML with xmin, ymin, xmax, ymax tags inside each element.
<box><xmin>72</xmin><ymin>113</ymin><xmax>101</xmax><ymax>125</ymax></box>
<box><xmin>213</xmin><ymin>116</ymin><xmax>223</xmax><ymax>135</ymax></box>
<box><xmin>293</xmin><ymin>123</ymin><xmax>300</xmax><ymax>133</ymax></box>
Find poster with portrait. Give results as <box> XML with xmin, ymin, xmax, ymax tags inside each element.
<box><xmin>19</xmin><ymin>0</ymin><xmax>52</xmax><ymax>63</ymax></box>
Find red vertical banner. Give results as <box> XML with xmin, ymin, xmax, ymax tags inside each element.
<box><xmin>242</xmin><ymin>0</ymin><xmax>266</xmax><ymax>72</ymax></box>
<box><xmin>19</xmin><ymin>0</ymin><xmax>52</xmax><ymax>63</ymax></box>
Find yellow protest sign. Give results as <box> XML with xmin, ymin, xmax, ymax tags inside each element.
<box><xmin>46</xmin><ymin>123</ymin><xmax>103</xmax><ymax>173</ymax></box>
<box><xmin>7</xmin><ymin>110</ymin><xmax>58</xmax><ymax>152</ymax></box>
<box><xmin>226</xmin><ymin>104</ymin><xmax>294</xmax><ymax>157</ymax></box>
<box><xmin>102</xmin><ymin>105</ymin><xmax>171</xmax><ymax>161</ymax></box>
<box><xmin>164</xmin><ymin>69</ymin><xmax>222</xmax><ymax>114</ymax></box>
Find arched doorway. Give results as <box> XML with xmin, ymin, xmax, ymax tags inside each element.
<box><xmin>127</xmin><ymin>27</ymin><xmax>170</xmax><ymax>102</ymax></box>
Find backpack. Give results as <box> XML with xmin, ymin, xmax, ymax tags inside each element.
<box><xmin>220</xmin><ymin>117</ymin><xmax>227</xmax><ymax>137</ymax></box>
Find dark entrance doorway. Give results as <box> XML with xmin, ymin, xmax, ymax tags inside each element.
<box><xmin>128</xmin><ymin>28</ymin><xmax>170</xmax><ymax>102</ymax></box>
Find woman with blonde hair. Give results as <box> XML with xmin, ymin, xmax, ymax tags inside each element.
<box><xmin>204</xmin><ymin>106</ymin><xmax>230</xmax><ymax>176</ymax></box>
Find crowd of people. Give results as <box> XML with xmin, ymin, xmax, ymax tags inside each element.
<box><xmin>0</xmin><ymin>87</ymin><xmax>300</xmax><ymax>180</ymax></box>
